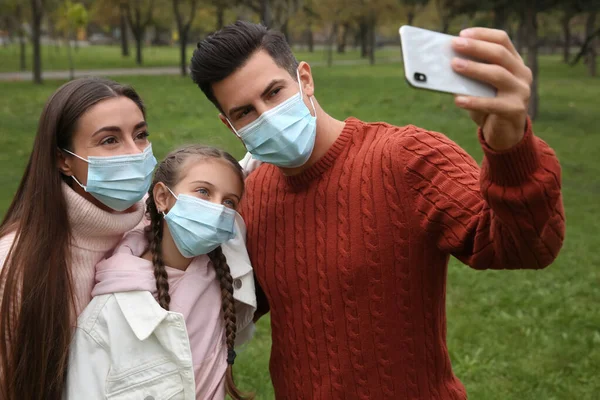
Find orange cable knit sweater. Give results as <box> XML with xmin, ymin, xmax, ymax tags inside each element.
<box><xmin>240</xmin><ymin>118</ymin><xmax>565</xmax><ymax>400</ymax></box>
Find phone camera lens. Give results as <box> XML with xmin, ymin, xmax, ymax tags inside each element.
<box><xmin>414</xmin><ymin>72</ymin><xmax>427</xmax><ymax>83</ymax></box>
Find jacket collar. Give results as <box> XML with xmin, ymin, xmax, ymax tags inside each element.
<box><xmin>114</xmin><ymin>291</ymin><xmax>170</xmax><ymax>341</ymax></box>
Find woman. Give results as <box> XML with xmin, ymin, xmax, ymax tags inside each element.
<box><xmin>0</xmin><ymin>77</ymin><xmax>156</xmax><ymax>399</ymax></box>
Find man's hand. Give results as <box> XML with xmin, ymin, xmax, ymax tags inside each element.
<box><xmin>451</xmin><ymin>28</ymin><xmax>532</xmax><ymax>151</ymax></box>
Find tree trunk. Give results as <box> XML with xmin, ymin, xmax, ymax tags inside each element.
<box><xmin>359</xmin><ymin>20</ymin><xmax>368</xmax><ymax>58</ymax></box>
<box><xmin>368</xmin><ymin>14</ymin><xmax>376</xmax><ymax>65</ymax></box>
<box><xmin>216</xmin><ymin>3</ymin><xmax>225</xmax><ymax>30</ymax></box>
<box><xmin>326</xmin><ymin>23</ymin><xmax>338</xmax><ymax>67</ymax></box>
<box><xmin>441</xmin><ymin>18</ymin><xmax>450</xmax><ymax>34</ymax></box>
<box><xmin>281</xmin><ymin>20</ymin><xmax>290</xmax><ymax>44</ymax></box>
<box><xmin>31</xmin><ymin>0</ymin><xmax>43</xmax><ymax>84</ymax></box>
<box><xmin>120</xmin><ymin>4</ymin><xmax>130</xmax><ymax>57</ymax></box>
<box><xmin>562</xmin><ymin>11</ymin><xmax>572</xmax><ymax>63</ymax></box>
<box><xmin>337</xmin><ymin>23</ymin><xmax>349</xmax><ymax>53</ymax></box>
<box><xmin>67</xmin><ymin>31</ymin><xmax>75</xmax><ymax>80</ymax></box>
<box><xmin>16</xmin><ymin>4</ymin><xmax>26</xmax><ymax>71</ymax></box>
<box><xmin>407</xmin><ymin>10</ymin><xmax>415</xmax><ymax>26</ymax></box>
<box><xmin>135</xmin><ymin>32</ymin><xmax>143</xmax><ymax>65</ymax></box>
<box><xmin>516</xmin><ymin>11</ymin><xmax>526</xmax><ymax>55</ymax></box>
<box><xmin>585</xmin><ymin>11</ymin><xmax>597</xmax><ymax>77</ymax></box>
<box><xmin>260</xmin><ymin>0</ymin><xmax>272</xmax><ymax>28</ymax></box>
<box><xmin>19</xmin><ymin>35</ymin><xmax>26</xmax><ymax>71</ymax></box>
<box><xmin>306</xmin><ymin>26</ymin><xmax>314</xmax><ymax>52</ymax></box>
<box><xmin>179</xmin><ymin>30</ymin><xmax>187</xmax><ymax>76</ymax></box>
<box><xmin>525</xmin><ymin>4</ymin><xmax>538</xmax><ymax>120</ymax></box>
<box><xmin>493</xmin><ymin>6</ymin><xmax>507</xmax><ymax>31</ymax></box>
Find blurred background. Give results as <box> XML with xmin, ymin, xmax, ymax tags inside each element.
<box><xmin>0</xmin><ymin>0</ymin><xmax>599</xmax><ymax>399</ymax></box>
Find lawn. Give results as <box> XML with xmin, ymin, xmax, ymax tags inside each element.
<box><xmin>0</xmin><ymin>57</ymin><xmax>599</xmax><ymax>399</ymax></box>
<box><xmin>0</xmin><ymin>43</ymin><xmax>400</xmax><ymax>73</ymax></box>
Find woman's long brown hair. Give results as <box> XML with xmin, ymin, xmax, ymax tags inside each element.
<box><xmin>0</xmin><ymin>77</ymin><xmax>145</xmax><ymax>400</ymax></box>
<box><xmin>144</xmin><ymin>145</ymin><xmax>254</xmax><ymax>400</ymax></box>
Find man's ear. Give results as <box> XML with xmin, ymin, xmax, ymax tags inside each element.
<box><xmin>297</xmin><ymin>61</ymin><xmax>315</xmax><ymax>98</ymax></box>
<box><xmin>153</xmin><ymin>182</ymin><xmax>172</xmax><ymax>214</ymax></box>
<box><xmin>57</xmin><ymin>149</ymin><xmax>73</xmax><ymax>176</ymax></box>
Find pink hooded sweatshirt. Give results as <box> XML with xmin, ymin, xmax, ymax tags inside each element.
<box><xmin>92</xmin><ymin>228</ymin><xmax>227</xmax><ymax>399</ymax></box>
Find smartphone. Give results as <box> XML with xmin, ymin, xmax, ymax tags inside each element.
<box><xmin>399</xmin><ymin>25</ymin><xmax>496</xmax><ymax>98</ymax></box>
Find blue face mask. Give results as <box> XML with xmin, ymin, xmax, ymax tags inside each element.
<box><xmin>163</xmin><ymin>188</ymin><xmax>237</xmax><ymax>258</ymax></box>
<box><xmin>227</xmin><ymin>69</ymin><xmax>317</xmax><ymax>168</ymax></box>
<box><xmin>62</xmin><ymin>144</ymin><xmax>157</xmax><ymax>212</ymax></box>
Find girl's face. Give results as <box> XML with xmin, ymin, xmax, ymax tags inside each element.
<box><xmin>159</xmin><ymin>158</ymin><xmax>243</xmax><ymax>212</ymax></box>
<box><xmin>58</xmin><ymin>96</ymin><xmax>150</xmax><ymax>210</ymax></box>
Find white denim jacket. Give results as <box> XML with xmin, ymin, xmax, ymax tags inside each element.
<box><xmin>64</xmin><ymin>215</ymin><xmax>257</xmax><ymax>399</ymax></box>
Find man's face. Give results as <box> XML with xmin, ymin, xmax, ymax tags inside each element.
<box><xmin>213</xmin><ymin>50</ymin><xmax>313</xmax><ymax>133</ymax></box>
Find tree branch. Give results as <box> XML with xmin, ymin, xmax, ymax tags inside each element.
<box><xmin>570</xmin><ymin>27</ymin><xmax>600</xmax><ymax>66</ymax></box>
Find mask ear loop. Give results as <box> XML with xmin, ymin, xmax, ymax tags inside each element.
<box><xmin>60</xmin><ymin>148</ymin><xmax>90</xmax><ymax>190</ymax></box>
<box><xmin>159</xmin><ymin>186</ymin><xmax>178</xmax><ymax>217</ymax></box>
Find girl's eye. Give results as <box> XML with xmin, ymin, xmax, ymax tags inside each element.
<box><xmin>197</xmin><ymin>188</ymin><xmax>209</xmax><ymax>197</ymax></box>
<box><xmin>100</xmin><ymin>137</ymin><xmax>117</xmax><ymax>145</ymax></box>
<box><xmin>135</xmin><ymin>131</ymin><xmax>149</xmax><ymax>140</ymax></box>
<box><xmin>270</xmin><ymin>88</ymin><xmax>281</xmax><ymax>97</ymax></box>
<box><xmin>223</xmin><ymin>199</ymin><xmax>236</xmax><ymax>208</ymax></box>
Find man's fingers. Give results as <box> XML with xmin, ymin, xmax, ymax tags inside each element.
<box><xmin>459</xmin><ymin>28</ymin><xmax>519</xmax><ymax>58</ymax></box>
<box><xmin>451</xmin><ymin>58</ymin><xmax>531</xmax><ymax>97</ymax></box>
<box><xmin>454</xmin><ymin>95</ymin><xmax>528</xmax><ymax>116</ymax></box>
<box><xmin>451</xmin><ymin>37</ymin><xmax>529</xmax><ymax>80</ymax></box>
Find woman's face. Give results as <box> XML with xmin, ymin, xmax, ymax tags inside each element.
<box><xmin>59</xmin><ymin>96</ymin><xmax>150</xmax><ymax>211</ymax></box>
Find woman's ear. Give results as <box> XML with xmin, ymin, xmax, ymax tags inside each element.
<box><xmin>57</xmin><ymin>149</ymin><xmax>73</xmax><ymax>176</ymax></box>
<box><xmin>153</xmin><ymin>182</ymin><xmax>172</xmax><ymax>214</ymax></box>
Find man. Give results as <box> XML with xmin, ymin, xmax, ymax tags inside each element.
<box><xmin>190</xmin><ymin>21</ymin><xmax>565</xmax><ymax>399</ymax></box>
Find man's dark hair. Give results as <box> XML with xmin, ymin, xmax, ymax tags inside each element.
<box><xmin>190</xmin><ymin>20</ymin><xmax>299</xmax><ymax>112</ymax></box>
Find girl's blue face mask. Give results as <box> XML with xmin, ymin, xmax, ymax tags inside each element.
<box><xmin>62</xmin><ymin>144</ymin><xmax>157</xmax><ymax>212</ymax></box>
<box><xmin>162</xmin><ymin>187</ymin><xmax>237</xmax><ymax>258</ymax></box>
<box><xmin>226</xmin><ymin>69</ymin><xmax>318</xmax><ymax>168</ymax></box>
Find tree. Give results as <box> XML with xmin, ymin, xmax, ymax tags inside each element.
<box><xmin>560</xmin><ymin>4</ymin><xmax>577</xmax><ymax>62</ymax></box>
<box><xmin>520</xmin><ymin>0</ymin><xmax>561</xmax><ymax>120</ymax></box>
<box><xmin>57</xmin><ymin>1</ymin><xmax>88</xmax><ymax>79</ymax></box>
<box><xmin>401</xmin><ymin>0</ymin><xmax>427</xmax><ymax>26</ymax></box>
<box><xmin>568</xmin><ymin>0</ymin><xmax>600</xmax><ymax>76</ymax></box>
<box><xmin>124</xmin><ymin>0</ymin><xmax>155</xmax><ymax>65</ymax></box>
<box><xmin>31</xmin><ymin>0</ymin><xmax>45</xmax><ymax>84</ymax></box>
<box><xmin>434</xmin><ymin>0</ymin><xmax>453</xmax><ymax>33</ymax></box>
<box><xmin>0</xmin><ymin>0</ymin><xmax>28</xmax><ymax>71</ymax></box>
<box><xmin>244</xmin><ymin>0</ymin><xmax>304</xmax><ymax>30</ymax></box>
<box><xmin>120</xmin><ymin>3</ymin><xmax>130</xmax><ymax>56</ymax></box>
<box><xmin>173</xmin><ymin>0</ymin><xmax>199</xmax><ymax>76</ymax></box>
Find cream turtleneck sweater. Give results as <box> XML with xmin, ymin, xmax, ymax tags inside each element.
<box><xmin>0</xmin><ymin>182</ymin><xmax>145</xmax><ymax>315</ymax></box>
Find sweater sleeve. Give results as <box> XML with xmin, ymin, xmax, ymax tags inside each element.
<box><xmin>395</xmin><ymin>121</ymin><xmax>565</xmax><ymax>270</ymax></box>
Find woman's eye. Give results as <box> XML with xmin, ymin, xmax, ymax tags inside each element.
<box><xmin>197</xmin><ymin>188</ymin><xmax>209</xmax><ymax>197</ymax></box>
<box><xmin>135</xmin><ymin>131</ymin><xmax>149</xmax><ymax>140</ymax></box>
<box><xmin>100</xmin><ymin>137</ymin><xmax>117</xmax><ymax>145</ymax></box>
<box><xmin>270</xmin><ymin>88</ymin><xmax>281</xmax><ymax>97</ymax></box>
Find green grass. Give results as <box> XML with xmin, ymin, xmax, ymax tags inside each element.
<box><xmin>0</xmin><ymin>43</ymin><xmax>400</xmax><ymax>73</ymax></box>
<box><xmin>0</xmin><ymin>56</ymin><xmax>599</xmax><ymax>399</ymax></box>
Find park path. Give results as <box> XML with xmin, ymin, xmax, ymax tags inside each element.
<box><xmin>0</xmin><ymin>57</ymin><xmax>401</xmax><ymax>82</ymax></box>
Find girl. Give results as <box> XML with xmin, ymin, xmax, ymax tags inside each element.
<box><xmin>0</xmin><ymin>78</ymin><xmax>155</xmax><ymax>399</ymax></box>
<box><xmin>66</xmin><ymin>145</ymin><xmax>257</xmax><ymax>399</ymax></box>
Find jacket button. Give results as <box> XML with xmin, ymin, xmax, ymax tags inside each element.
<box><xmin>233</xmin><ymin>278</ymin><xmax>242</xmax><ymax>290</ymax></box>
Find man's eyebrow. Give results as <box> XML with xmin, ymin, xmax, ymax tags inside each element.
<box><xmin>227</xmin><ymin>79</ymin><xmax>286</xmax><ymax>117</ymax></box>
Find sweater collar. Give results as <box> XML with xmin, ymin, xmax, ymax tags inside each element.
<box><xmin>63</xmin><ymin>181</ymin><xmax>145</xmax><ymax>252</ymax></box>
<box><xmin>284</xmin><ymin>117</ymin><xmax>362</xmax><ymax>189</ymax></box>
